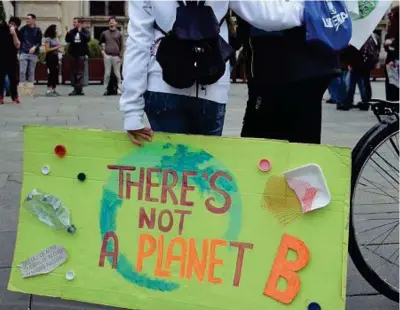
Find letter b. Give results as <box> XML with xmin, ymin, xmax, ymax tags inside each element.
<box><xmin>263</xmin><ymin>234</ymin><xmax>310</xmax><ymax>304</ymax></box>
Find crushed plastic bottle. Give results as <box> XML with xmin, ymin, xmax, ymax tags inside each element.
<box><xmin>23</xmin><ymin>189</ymin><xmax>76</xmax><ymax>234</ymax></box>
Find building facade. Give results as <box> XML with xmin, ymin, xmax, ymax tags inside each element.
<box><xmin>14</xmin><ymin>0</ymin><xmax>129</xmax><ymax>43</ymax></box>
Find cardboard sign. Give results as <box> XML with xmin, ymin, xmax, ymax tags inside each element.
<box><xmin>9</xmin><ymin>125</ymin><xmax>351</xmax><ymax>310</ymax></box>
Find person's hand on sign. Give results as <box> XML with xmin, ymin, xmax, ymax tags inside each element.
<box><xmin>127</xmin><ymin>127</ymin><xmax>153</xmax><ymax>146</ymax></box>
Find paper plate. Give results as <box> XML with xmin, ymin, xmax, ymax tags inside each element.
<box><xmin>283</xmin><ymin>164</ymin><xmax>331</xmax><ymax>213</ymax></box>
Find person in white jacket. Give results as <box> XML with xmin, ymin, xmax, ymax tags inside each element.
<box><xmin>120</xmin><ymin>0</ymin><xmax>305</xmax><ymax>146</ymax></box>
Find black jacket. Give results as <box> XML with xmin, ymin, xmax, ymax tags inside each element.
<box><xmin>236</xmin><ymin>17</ymin><xmax>340</xmax><ymax>85</ymax></box>
<box><xmin>65</xmin><ymin>28</ymin><xmax>91</xmax><ymax>57</ymax></box>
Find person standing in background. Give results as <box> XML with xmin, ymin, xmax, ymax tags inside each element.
<box><xmin>384</xmin><ymin>5</ymin><xmax>399</xmax><ymax>101</ymax></box>
<box><xmin>338</xmin><ymin>34</ymin><xmax>380</xmax><ymax>111</ymax></box>
<box><xmin>326</xmin><ymin>49</ymin><xmax>349</xmax><ymax>105</ymax></box>
<box><xmin>0</xmin><ymin>17</ymin><xmax>21</xmax><ymax>104</ymax></box>
<box><xmin>237</xmin><ymin>17</ymin><xmax>339</xmax><ymax>144</ymax></box>
<box><xmin>19</xmin><ymin>14</ymin><xmax>42</xmax><ymax>84</ymax></box>
<box><xmin>44</xmin><ymin>24</ymin><xmax>61</xmax><ymax>96</ymax></box>
<box><xmin>65</xmin><ymin>17</ymin><xmax>90</xmax><ymax>96</ymax></box>
<box><xmin>99</xmin><ymin>16</ymin><xmax>123</xmax><ymax>96</ymax></box>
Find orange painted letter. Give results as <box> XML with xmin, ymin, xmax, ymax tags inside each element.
<box><xmin>136</xmin><ymin>233</ymin><xmax>156</xmax><ymax>272</ymax></box>
<box><xmin>208</xmin><ymin>239</ymin><xmax>227</xmax><ymax>284</ymax></box>
<box><xmin>165</xmin><ymin>237</ymin><xmax>187</xmax><ymax>278</ymax></box>
<box><xmin>186</xmin><ymin>238</ymin><xmax>209</xmax><ymax>282</ymax></box>
<box><xmin>264</xmin><ymin>234</ymin><xmax>310</xmax><ymax>304</ymax></box>
<box><xmin>155</xmin><ymin>234</ymin><xmax>171</xmax><ymax>278</ymax></box>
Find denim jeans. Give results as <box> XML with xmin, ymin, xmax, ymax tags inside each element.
<box><xmin>19</xmin><ymin>53</ymin><xmax>38</xmax><ymax>83</ymax></box>
<box><xmin>344</xmin><ymin>69</ymin><xmax>372</xmax><ymax>105</ymax></box>
<box><xmin>328</xmin><ymin>70</ymin><xmax>348</xmax><ymax>103</ymax></box>
<box><xmin>144</xmin><ymin>91</ymin><xmax>226</xmax><ymax>136</ymax></box>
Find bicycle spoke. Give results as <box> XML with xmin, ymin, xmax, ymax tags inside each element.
<box><xmin>370</xmin><ymin>157</ymin><xmax>399</xmax><ymax>187</ymax></box>
<box><xmin>357</xmin><ymin>220</ymin><xmax>398</xmax><ymax>235</ymax></box>
<box><xmin>373</xmin><ymin>223</ymin><xmax>399</xmax><ymax>252</ymax></box>
<box><xmin>373</xmin><ymin>150</ymin><xmax>399</xmax><ymax>174</ymax></box>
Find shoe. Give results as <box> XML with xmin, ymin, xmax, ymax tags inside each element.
<box><xmin>69</xmin><ymin>90</ymin><xmax>84</xmax><ymax>96</ymax></box>
<box><xmin>46</xmin><ymin>90</ymin><xmax>56</xmax><ymax>97</ymax></box>
<box><xmin>103</xmin><ymin>91</ymin><xmax>109</xmax><ymax>96</ymax></box>
<box><xmin>53</xmin><ymin>91</ymin><xmax>60</xmax><ymax>96</ymax></box>
<box><xmin>0</xmin><ymin>97</ymin><xmax>3</xmax><ymax>104</ymax></box>
<box><xmin>326</xmin><ymin>98</ymin><xmax>337</xmax><ymax>104</ymax></box>
<box><xmin>12</xmin><ymin>98</ymin><xmax>20</xmax><ymax>104</ymax></box>
<box><xmin>336</xmin><ymin>104</ymin><xmax>350</xmax><ymax>111</ymax></box>
<box><xmin>356</xmin><ymin>102</ymin><xmax>370</xmax><ymax>111</ymax></box>
<box><xmin>5</xmin><ymin>91</ymin><xmax>10</xmax><ymax>97</ymax></box>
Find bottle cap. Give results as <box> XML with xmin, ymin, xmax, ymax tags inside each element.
<box><xmin>54</xmin><ymin>145</ymin><xmax>67</xmax><ymax>158</ymax></box>
<box><xmin>41</xmin><ymin>165</ymin><xmax>50</xmax><ymax>175</ymax></box>
<box><xmin>67</xmin><ymin>225</ymin><xmax>76</xmax><ymax>234</ymax></box>
<box><xmin>308</xmin><ymin>302</ymin><xmax>321</xmax><ymax>310</ymax></box>
<box><xmin>65</xmin><ymin>270</ymin><xmax>75</xmax><ymax>281</ymax></box>
<box><xmin>258</xmin><ymin>159</ymin><xmax>271</xmax><ymax>172</ymax></box>
<box><xmin>77</xmin><ymin>173</ymin><xmax>86</xmax><ymax>181</ymax></box>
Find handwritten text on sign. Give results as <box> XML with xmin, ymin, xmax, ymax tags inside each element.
<box><xmin>98</xmin><ymin>165</ymin><xmax>310</xmax><ymax>305</ymax></box>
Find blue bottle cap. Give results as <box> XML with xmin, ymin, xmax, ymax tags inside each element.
<box><xmin>308</xmin><ymin>302</ymin><xmax>321</xmax><ymax>310</ymax></box>
<box><xmin>77</xmin><ymin>173</ymin><xmax>86</xmax><ymax>181</ymax></box>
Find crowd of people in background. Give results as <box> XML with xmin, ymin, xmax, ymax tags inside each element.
<box><xmin>327</xmin><ymin>5</ymin><xmax>399</xmax><ymax>110</ymax></box>
<box><xmin>0</xmin><ymin>13</ymin><xmax>123</xmax><ymax>102</ymax></box>
<box><xmin>0</xmin><ymin>2</ymin><xmax>398</xmax><ymax>147</ymax></box>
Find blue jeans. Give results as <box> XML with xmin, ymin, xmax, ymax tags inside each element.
<box><xmin>328</xmin><ymin>70</ymin><xmax>348</xmax><ymax>103</ymax></box>
<box><xmin>19</xmin><ymin>53</ymin><xmax>38</xmax><ymax>83</ymax></box>
<box><xmin>344</xmin><ymin>69</ymin><xmax>372</xmax><ymax>105</ymax></box>
<box><xmin>144</xmin><ymin>91</ymin><xmax>226</xmax><ymax>136</ymax></box>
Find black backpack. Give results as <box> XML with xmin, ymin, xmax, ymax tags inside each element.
<box><xmin>155</xmin><ymin>1</ymin><xmax>234</xmax><ymax>93</ymax></box>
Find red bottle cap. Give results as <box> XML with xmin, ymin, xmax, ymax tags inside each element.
<box><xmin>54</xmin><ymin>145</ymin><xmax>67</xmax><ymax>158</ymax></box>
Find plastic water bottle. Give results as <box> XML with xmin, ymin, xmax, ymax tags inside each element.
<box><xmin>23</xmin><ymin>189</ymin><xmax>76</xmax><ymax>234</ymax></box>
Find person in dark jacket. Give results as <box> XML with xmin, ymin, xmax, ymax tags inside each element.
<box><xmin>19</xmin><ymin>14</ymin><xmax>42</xmax><ymax>84</ymax></box>
<box><xmin>384</xmin><ymin>6</ymin><xmax>399</xmax><ymax>101</ymax></box>
<box><xmin>237</xmin><ymin>17</ymin><xmax>339</xmax><ymax>144</ymax></box>
<box><xmin>65</xmin><ymin>17</ymin><xmax>91</xmax><ymax>96</ymax></box>
<box><xmin>0</xmin><ymin>16</ymin><xmax>21</xmax><ymax>104</ymax></box>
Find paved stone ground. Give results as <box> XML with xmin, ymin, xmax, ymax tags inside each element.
<box><xmin>0</xmin><ymin>82</ymin><xmax>398</xmax><ymax>310</ymax></box>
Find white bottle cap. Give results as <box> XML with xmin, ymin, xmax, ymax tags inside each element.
<box><xmin>65</xmin><ymin>270</ymin><xmax>75</xmax><ymax>281</ymax></box>
<box><xmin>41</xmin><ymin>165</ymin><xmax>50</xmax><ymax>175</ymax></box>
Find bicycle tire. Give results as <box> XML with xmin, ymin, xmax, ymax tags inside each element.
<box><xmin>349</xmin><ymin>115</ymin><xmax>399</xmax><ymax>302</ymax></box>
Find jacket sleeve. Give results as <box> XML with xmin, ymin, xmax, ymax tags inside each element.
<box><xmin>99</xmin><ymin>31</ymin><xmax>105</xmax><ymax>46</ymax></box>
<box><xmin>35</xmin><ymin>28</ymin><xmax>43</xmax><ymax>52</ymax></box>
<box><xmin>65</xmin><ymin>29</ymin><xmax>74</xmax><ymax>43</ymax></box>
<box><xmin>229</xmin><ymin>0</ymin><xmax>304</xmax><ymax>32</ymax></box>
<box><xmin>120</xmin><ymin>0</ymin><xmax>154</xmax><ymax>131</ymax></box>
<box><xmin>81</xmin><ymin>29</ymin><xmax>91</xmax><ymax>43</ymax></box>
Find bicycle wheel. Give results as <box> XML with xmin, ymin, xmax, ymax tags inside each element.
<box><xmin>350</xmin><ymin>115</ymin><xmax>399</xmax><ymax>302</ymax></box>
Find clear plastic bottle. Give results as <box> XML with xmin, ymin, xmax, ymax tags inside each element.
<box><xmin>23</xmin><ymin>189</ymin><xmax>76</xmax><ymax>234</ymax></box>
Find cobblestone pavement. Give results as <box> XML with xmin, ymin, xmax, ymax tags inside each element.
<box><xmin>0</xmin><ymin>82</ymin><xmax>398</xmax><ymax>309</ymax></box>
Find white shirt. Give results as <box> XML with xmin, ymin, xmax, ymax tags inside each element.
<box><xmin>120</xmin><ymin>0</ymin><xmax>305</xmax><ymax>131</ymax></box>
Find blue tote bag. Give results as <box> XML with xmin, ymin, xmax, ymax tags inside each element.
<box><xmin>304</xmin><ymin>0</ymin><xmax>352</xmax><ymax>51</ymax></box>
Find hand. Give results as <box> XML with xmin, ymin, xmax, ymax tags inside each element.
<box><xmin>385</xmin><ymin>39</ymin><xmax>393</xmax><ymax>46</ymax></box>
<box><xmin>127</xmin><ymin>127</ymin><xmax>153</xmax><ymax>146</ymax></box>
<box><xmin>9</xmin><ymin>25</ymin><xmax>15</xmax><ymax>35</ymax></box>
<box><xmin>388</xmin><ymin>61</ymin><xmax>394</xmax><ymax>67</ymax></box>
<box><xmin>29</xmin><ymin>47</ymin><xmax>36</xmax><ymax>54</ymax></box>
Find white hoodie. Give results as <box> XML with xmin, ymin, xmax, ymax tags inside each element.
<box><xmin>121</xmin><ymin>0</ymin><xmax>305</xmax><ymax>131</ymax></box>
